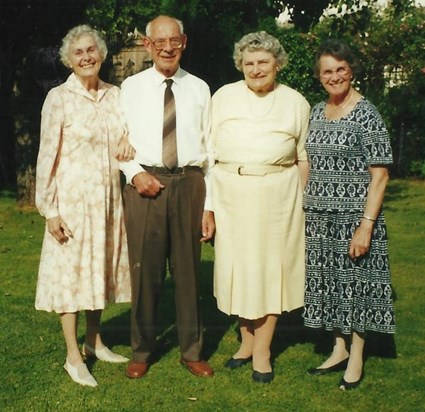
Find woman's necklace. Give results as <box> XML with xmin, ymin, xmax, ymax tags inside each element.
<box><xmin>326</xmin><ymin>89</ymin><xmax>354</xmax><ymax>120</ymax></box>
<box><xmin>246</xmin><ymin>82</ymin><xmax>277</xmax><ymax>118</ymax></box>
<box><xmin>339</xmin><ymin>89</ymin><xmax>353</xmax><ymax>109</ymax></box>
<box><xmin>330</xmin><ymin>88</ymin><xmax>353</xmax><ymax>110</ymax></box>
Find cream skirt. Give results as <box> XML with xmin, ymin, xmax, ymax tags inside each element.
<box><xmin>212</xmin><ymin>164</ymin><xmax>305</xmax><ymax>319</ymax></box>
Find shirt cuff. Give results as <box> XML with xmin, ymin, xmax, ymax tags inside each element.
<box><xmin>119</xmin><ymin>160</ymin><xmax>144</xmax><ymax>185</ymax></box>
<box><xmin>204</xmin><ymin>197</ymin><xmax>213</xmax><ymax>211</ymax></box>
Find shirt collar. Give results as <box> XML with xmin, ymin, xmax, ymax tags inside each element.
<box><xmin>151</xmin><ymin>66</ymin><xmax>184</xmax><ymax>88</ymax></box>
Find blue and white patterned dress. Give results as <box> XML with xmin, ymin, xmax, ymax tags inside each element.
<box><xmin>303</xmin><ymin>97</ymin><xmax>395</xmax><ymax>334</ymax></box>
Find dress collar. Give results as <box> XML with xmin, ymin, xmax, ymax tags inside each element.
<box><xmin>64</xmin><ymin>73</ymin><xmax>108</xmax><ymax>101</ymax></box>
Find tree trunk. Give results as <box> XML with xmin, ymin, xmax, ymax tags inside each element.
<box><xmin>397</xmin><ymin>120</ymin><xmax>405</xmax><ymax>176</ymax></box>
<box><xmin>17</xmin><ymin>165</ymin><xmax>36</xmax><ymax>207</ymax></box>
<box><xmin>15</xmin><ymin>130</ymin><xmax>38</xmax><ymax>207</ymax></box>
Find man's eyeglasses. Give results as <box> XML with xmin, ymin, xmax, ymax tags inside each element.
<box><xmin>148</xmin><ymin>37</ymin><xmax>184</xmax><ymax>51</ymax></box>
<box><xmin>320</xmin><ymin>66</ymin><xmax>350</xmax><ymax>80</ymax></box>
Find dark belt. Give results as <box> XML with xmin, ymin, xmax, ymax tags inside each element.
<box><xmin>141</xmin><ymin>165</ymin><xmax>201</xmax><ymax>175</ymax></box>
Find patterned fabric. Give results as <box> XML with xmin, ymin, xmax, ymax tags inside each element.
<box><xmin>303</xmin><ymin>211</ymin><xmax>395</xmax><ymax>334</ymax></box>
<box><xmin>35</xmin><ymin>73</ymin><xmax>131</xmax><ymax>313</ymax></box>
<box><xmin>303</xmin><ymin>97</ymin><xmax>395</xmax><ymax>335</ymax></box>
<box><xmin>303</xmin><ymin>98</ymin><xmax>393</xmax><ymax>213</ymax></box>
<box><xmin>162</xmin><ymin>79</ymin><xmax>177</xmax><ymax>170</ymax></box>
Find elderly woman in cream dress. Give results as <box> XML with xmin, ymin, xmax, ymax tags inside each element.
<box><xmin>212</xmin><ymin>31</ymin><xmax>310</xmax><ymax>383</ymax></box>
<box><xmin>35</xmin><ymin>25</ymin><xmax>133</xmax><ymax>387</ymax></box>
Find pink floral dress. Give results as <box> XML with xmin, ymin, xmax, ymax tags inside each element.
<box><xmin>35</xmin><ymin>73</ymin><xmax>131</xmax><ymax>313</ymax></box>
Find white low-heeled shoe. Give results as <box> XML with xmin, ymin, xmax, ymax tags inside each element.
<box><xmin>64</xmin><ymin>358</ymin><xmax>98</xmax><ymax>387</ymax></box>
<box><xmin>82</xmin><ymin>343</ymin><xmax>129</xmax><ymax>363</ymax></box>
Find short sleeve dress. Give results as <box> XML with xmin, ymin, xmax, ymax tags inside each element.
<box><xmin>303</xmin><ymin>97</ymin><xmax>395</xmax><ymax>334</ymax></box>
<box><xmin>35</xmin><ymin>74</ymin><xmax>131</xmax><ymax>313</ymax></box>
<box><xmin>212</xmin><ymin>80</ymin><xmax>310</xmax><ymax>320</ymax></box>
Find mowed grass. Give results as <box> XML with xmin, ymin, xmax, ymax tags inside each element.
<box><xmin>0</xmin><ymin>179</ymin><xmax>424</xmax><ymax>412</ymax></box>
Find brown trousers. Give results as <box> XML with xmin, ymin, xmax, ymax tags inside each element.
<box><xmin>123</xmin><ymin>169</ymin><xmax>205</xmax><ymax>362</ymax></box>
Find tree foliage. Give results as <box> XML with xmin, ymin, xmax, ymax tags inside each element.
<box><xmin>84</xmin><ymin>0</ymin><xmax>424</xmax><ymax>178</ymax></box>
<box><xmin>84</xmin><ymin>0</ymin><xmax>286</xmax><ymax>90</ymax></box>
<box><xmin>310</xmin><ymin>2</ymin><xmax>425</xmax><ymax>176</ymax></box>
<box><xmin>85</xmin><ymin>0</ymin><xmax>160</xmax><ymax>51</ymax></box>
<box><xmin>279</xmin><ymin>1</ymin><xmax>332</xmax><ymax>30</ymax></box>
<box><xmin>258</xmin><ymin>18</ymin><xmax>323</xmax><ymax>103</ymax></box>
<box><xmin>1</xmin><ymin>0</ymin><xmax>424</xmax><ymax>201</ymax></box>
<box><xmin>0</xmin><ymin>0</ymin><xmax>89</xmax><ymax>197</ymax></box>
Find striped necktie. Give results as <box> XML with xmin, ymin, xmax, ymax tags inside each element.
<box><xmin>162</xmin><ymin>79</ymin><xmax>177</xmax><ymax>170</ymax></box>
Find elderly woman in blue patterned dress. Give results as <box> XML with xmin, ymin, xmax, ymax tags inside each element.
<box><xmin>303</xmin><ymin>39</ymin><xmax>395</xmax><ymax>390</ymax></box>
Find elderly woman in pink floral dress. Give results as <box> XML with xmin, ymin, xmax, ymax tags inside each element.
<box><xmin>35</xmin><ymin>25</ymin><xmax>133</xmax><ymax>387</ymax></box>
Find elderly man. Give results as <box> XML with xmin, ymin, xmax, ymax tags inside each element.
<box><xmin>120</xmin><ymin>15</ymin><xmax>215</xmax><ymax>378</ymax></box>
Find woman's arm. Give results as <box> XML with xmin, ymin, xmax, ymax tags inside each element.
<box><xmin>348</xmin><ymin>165</ymin><xmax>389</xmax><ymax>259</ymax></box>
<box><xmin>35</xmin><ymin>90</ymin><xmax>63</xmax><ymax>219</ymax></box>
<box><xmin>115</xmin><ymin>133</ymin><xmax>135</xmax><ymax>161</ymax></box>
<box><xmin>297</xmin><ymin>160</ymin><xmax>309</xmax><ymax>190</ymax></box>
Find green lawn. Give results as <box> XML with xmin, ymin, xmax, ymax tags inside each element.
<box><xmin>1</xmin><ymin>179</ymin><xmax>424</xmax><ymax>411</ymax></box>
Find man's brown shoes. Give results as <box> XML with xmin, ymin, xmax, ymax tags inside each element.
<box><xmin>126</xmin><ymin>359</ymin><xmax>214</xmax><ymax>378</ymax></box>
<box><xmin>126</xmin><ymin>361</ymin><xmax>149</xmax><ymax>379</ymax></box>
<box><xmin>180</xmin><ymin>359</ymin><xmax>214</xmax><ymax>377</ymax></box>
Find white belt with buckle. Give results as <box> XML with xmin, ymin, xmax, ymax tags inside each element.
<box><xmin>217</xmin><ymin>162</ymin><xmax>293</xmax><ymax>176</ymax></box>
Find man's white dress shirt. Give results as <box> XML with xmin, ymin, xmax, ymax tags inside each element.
<box><xmin>120</xmin><ymin>66</ymin><xmax>214</xmax><ymax>210</ymax></box>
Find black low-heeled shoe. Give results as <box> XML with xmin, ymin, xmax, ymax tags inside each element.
<box><xmin>252</xmin><ymin>370</ymin><xmax>274</xmax><ymax>384</ymax></box>
<box><xmin>224</xmin><ymin>356</ymin><xmax>252</xmax><ymax>369</ymax></box>
<box><xmin>339</xmin><ymin>371</ymin><xmax>365</xmax><ymax>391</ymax></box>
<box><xmin>307</xmin><ymin>358</ymin><xmax>349</xmax><ymax>376</ymax></box>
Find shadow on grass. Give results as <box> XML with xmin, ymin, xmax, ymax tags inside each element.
<box><xmin>97</xmin><ymin>258</ymin><xmax>233</xmax><ymax>363</ymax></box>
<box><xmin>152</xmin><ymin>259</ymin><xmax>234</xmax><ymax>362</ymax></box>
<box><xmin>272</xmin><ymin>309</ymin><xmax>308</xmax><ymax>358</ymax></box>
<box><xmin>302</xmin><ymin>328</ymin><xmax>397</xmax><ymax>360</ymax></box>
<box><xmin>97</xmin><ymin>258</ymin><xmax>397</xmax><ymax>366</ymax></box>
<box><xmin>272</xmin><ymin>305</ymin><xmax>397</xmax><ymax>362</ymax></box>
<box><xmin>95</xmin><ymin>310</ymin><xmax>131</xmax><ymax>347</ymax></box>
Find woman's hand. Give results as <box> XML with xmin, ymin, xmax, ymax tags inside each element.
<box><xmin>201</xmin><ymin>211</ymin><xmax>215</xmax><ymax>242</ymax></box>
<box><xmin>349</xmin><ymin>165</ymin><xmax>389</xmax><ymax>260</ymax></box>
<box><xmin>115</xmin><ymin>134</ymin><xmax>135</xmax><ymax>161</ymax></box>
<box><xmin>348</xmin><ymin>220</ymin><xmax>373</xmax><ymax>260</ymax></box>
<box><xmin>47</xmin><ymin>216</ymin><xmax>73</xmax><ymax>244</ymax></box>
